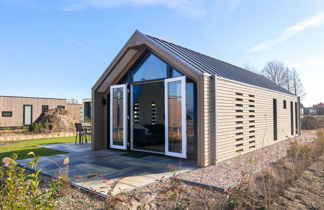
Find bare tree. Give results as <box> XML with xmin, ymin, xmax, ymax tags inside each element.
<box><xmin>242</xmin><ymin>62</ymin><xmax>259</xmax><ymax>73</ymax></box>
<box><xmin>261</xmin><ymin>61</ymin><xmax>306</xmax><ymax>100</ymax></box>
<box><xmin>284</xmin><ymin>67</ymin><xmax>293</xmax><ymax>92</ymax></box>
<box><xmin>291</xmin><ymin>68</ymin><xmax>306</xmax><ymax>99</ymax></box>
<box><xmin>68</xmin><ymin>98</ymin><xmax>79</xmax><ymax>104</ymax></box>
<box><xmin>262</xmin><ymin>61</ymin><xmax>287</xmax><ymax>86</ymax></box>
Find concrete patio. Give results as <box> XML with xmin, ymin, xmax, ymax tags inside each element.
<box><xmin>17</xmin><ymin>143</ymin><xmax>196</xmax><ymax>196</ymax></box>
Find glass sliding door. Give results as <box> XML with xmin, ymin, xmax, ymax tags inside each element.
<box><xmin>110</xmin><ymin>84</ymin><xmax>127</xmax><ymax>150</ymax></box>
<box><xmin>23</xmin><ymin>105</ymin><xmax>32</xmax><ymax>126</ymax></box>
<box><xmin>130</xmin><ymin>82</ymin><xmax>165</xmax><ymax>153</ymax></box>
<box><xmin>165</xmin><ymin>77</ymin><xmax>187</xmax><ymax>158</ymax></box>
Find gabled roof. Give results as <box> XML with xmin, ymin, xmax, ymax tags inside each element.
<box><xmin>146</xmin><ymin>35</ymin><xmax>294</xmax><ymax>95</ymax></box>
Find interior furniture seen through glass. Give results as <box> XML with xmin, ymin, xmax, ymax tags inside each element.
<box><xmin>132</xmin><ymin>82</ymin><xmax>165</xmax><ymax>153</ymax></box>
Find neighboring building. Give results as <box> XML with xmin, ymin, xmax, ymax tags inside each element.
<box><xmin>313</xmin><ymin>102</ymin><xmax>324</xmax><ymax>108</ymax></box>
<box><xmin>92</xmin><ymin>31</ymin><xmax>301</xmax><ymax>167</ymax></box>
<box><xmin>66</xmin><ymin>104</ymin><xmax>82</xmax><ymax>123</ymax></box>
<box><xmin>0</xmin><ymin>96</ymin><xmax>81</xmax><ymax>128</ymax></box>
<box><xmin>304</xmin><ymin>102</ymin><xmax>324</xmax><ymax>115</ymax></box>
<box><xmin>82</xmin><ymin>98</ymin><xmax>92</xmax><ymax>123</ymax></box>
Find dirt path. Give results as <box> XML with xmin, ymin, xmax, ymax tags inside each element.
<box><xmin>273</xmin><ymin>155</ymin><xmax>324</xmax><ymax>210</ymax></box>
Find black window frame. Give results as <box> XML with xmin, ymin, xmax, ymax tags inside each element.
<box><xmin>2</xmin><ymin>111</ymin><xmax>12</xmax><ymax>117</ymax></box>
<box><xmin>23</xmin><ymin>104</ymin><xmax>33</xmax><ymax>126</ymax></box>
<box><xmin>57</xmin><ymin>105</ymin><xmax>65</xmax><ymax>109</ymax></box>
<box><xmin>283</xmin><ymin>100</ymin><xmax>287</xmax><ymax>109</ymax></box>
<box><xmin>42</xmin><ymin>105</ymin><xmax>49</xmax><ymax>113</ymax></box>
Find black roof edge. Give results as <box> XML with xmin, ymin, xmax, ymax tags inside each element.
<box><xmin>0</xmin><ymin>95</ymin><xmax>67</xmax><ymax>100</ymax></box>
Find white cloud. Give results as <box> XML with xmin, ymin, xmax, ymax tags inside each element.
<box><xmin>249</xmin><ymin>13</ymin><xmax>324</xmax><ymax>52</ymax></box>
<box><xmin>62</xmin><ymin>0</ymin><xmax>205</xmax><ymax>18</ymax></box>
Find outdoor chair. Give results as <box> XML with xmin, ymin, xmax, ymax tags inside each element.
<box><xmin>82</xmin><ymin>123</ymin><xmax>91</xmax><ymax>143</ymax></box>
<box><xmin>75</xmin><ymin>123</ymin><xmax>86</xmax><ymax>144</ymax></box>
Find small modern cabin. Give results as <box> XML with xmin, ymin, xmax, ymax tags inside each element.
<box><xmin>0</xmin><ymin>96</ymin><xmax>81</xmax><ymax>128</ymax></box>
<box><xmin>92</xmin><ymin>31</ymin><xmax>301</xmax><ymax>167</ymax></box>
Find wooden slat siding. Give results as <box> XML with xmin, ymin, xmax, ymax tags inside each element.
<box><xmin>92</xmin><ymin>92</ymin><xmax>105</xmax><ymax>150</ymax></box>
<box><xmin>66</xmin><ymin>104</ymin><xmax>82</xmax><ymax>123</ymax></box>
<box><xmin>197</xmin><ymin>76</ymin><xmax>204</xmax><ymax>166</ymax></box>
<box><xmin>213</xmin><ymin>75</ymin><xmax>218</xmax><ymax>165</ymax></box>
<box><xmin>103</xmin><ymin>92</ymin><xmax>108</xmax><ymax>150</ymax></box>
<box><xmin>215</xmin><ymin>77</ymin><xmax>298</xmax><ymax>162</ymax></box>
<box><xmin>201</xmin><ymin>73</ymin><xmax>215</xmax><ymax>166</ymax></box>
<box><xmin>0</xmin><ymin>96</ymin><xmax>67</xmax><ymax>127</ymax></box>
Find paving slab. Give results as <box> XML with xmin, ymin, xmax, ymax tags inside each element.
<box><xmin>17</xmin><ymin>142</ymin><xmax>196</xmax><ymax>197</ymax></box>
<box><xmin>120</xmin><ymin>175</ymin><xmax>157</xmax><ymax>187</ymax></box>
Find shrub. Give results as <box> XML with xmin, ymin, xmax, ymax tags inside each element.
<box><xmin>30</xmin><ymin>122</ymin><xmax>43</xmax><ymax>133</ymax></box>
<box><xmin>286</xmin><ymin>141</ymin><xmax>311</xmax><ymax>162</ymax></box>
<box><xmin>0</xmin><ymin>152</ymin><xmax>64</xmax><ymax>209</ymax></box>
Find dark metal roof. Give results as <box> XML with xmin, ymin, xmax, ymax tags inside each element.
<box><xmin>146</xmin><ymin>35</ymin><xmax>293</xmax><ymax>95</ymax></box>
<box><xmin>0</xmin><ymin>95</ymin><xmax>67</xmax><ymax>100</ymax></box>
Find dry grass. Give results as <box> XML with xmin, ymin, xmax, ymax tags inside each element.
<box><xmin>227</xmin><ymin>130</ymin><xmax>324</xmax><ymax>209</ymax></box>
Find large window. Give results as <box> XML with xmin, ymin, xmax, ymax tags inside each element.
<box><xmin>113</xmin><ymin>50</ymin><xmax>197</xmax><ymax>158</ymax></box>
<box><xmin>132</xmin><ymin>53</ymin><xmax>167</xmax><ymax>82</ymax></box>
<box><xmin>273</xmin><ymin>99</ymin><xmax>277</xmax><ymax>140</ymax></box>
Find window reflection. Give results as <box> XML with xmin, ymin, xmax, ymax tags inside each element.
<box><xmin>186</xmin><ymin>81</ymin><xmax>197</xmax><ymax>158</ymax></box>
<box><xmin>172</xmin><ymin>68</ymin><xmax>183</xmax><ymax>77</ymax></box>
<box><xmin>168</xmin><ymin>81</ymin><xmax>182</xmax><ymax>153</ymax></box>
<box><xmin>112</xmin><ymin>88</ymin><xmax>124</xmax><ymax>146</ymax></box>
<box><xmin>133</xmin><ymin>54</ymin><xmax>167</xmax><ymax>82</ymax></box>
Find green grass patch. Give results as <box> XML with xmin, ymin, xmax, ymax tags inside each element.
<box><xmin>0</xmin><ymin>137</ymin><xmax>76</xmax><ymax>160</ymax></box>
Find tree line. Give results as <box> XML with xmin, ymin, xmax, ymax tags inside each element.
<box><xmin>243</xmin><ymin>61</ymin><xmax>306</xmax><ymax>100</ymax></box>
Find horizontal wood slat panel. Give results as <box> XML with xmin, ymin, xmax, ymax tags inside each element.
<box><xmin>215</xmin><ymin>77</ymin><xmax>298</xmax><ymax>162</ymax></box>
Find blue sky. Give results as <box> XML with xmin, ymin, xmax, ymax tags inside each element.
<box><xmin>0</xmin><ymin>0</ymin><xmax>323</xmax><ymax>106</ymax></box>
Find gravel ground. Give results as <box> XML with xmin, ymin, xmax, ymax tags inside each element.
<box><xmin>178</xmin><ymin>134</ymin><xmax>317</xmax><ymax>190</ymax></box>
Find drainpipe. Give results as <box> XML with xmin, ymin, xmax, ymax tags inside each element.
<box><xmin>298</xmin><ymin>96</ymin><xmax>301</xmax><ymax>135</ymax></box>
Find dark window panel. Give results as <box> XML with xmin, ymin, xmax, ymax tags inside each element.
<box><xmin>2</xmin><ymin>111</ymin><xmax>12</xmax><ymax>117</ymax></box>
